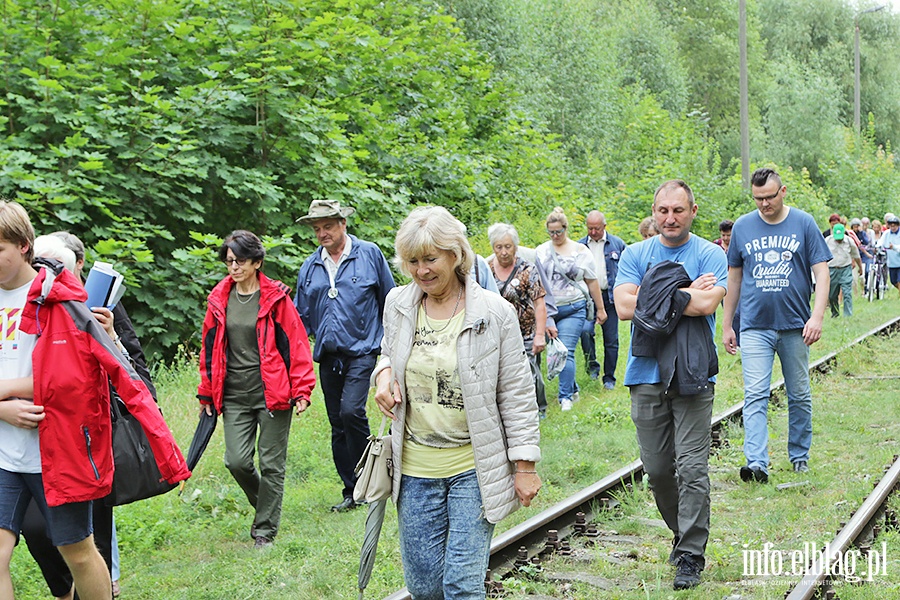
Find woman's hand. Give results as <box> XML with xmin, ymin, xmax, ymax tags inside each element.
<box><xmin>201</xmin><ymin>403</ymin><xmax>213</xmax><ymax>417</ymax></box>
<box><xmin>546</xmin><ymin>326</ymin><xmax>559</xmax><ymax>339</ymax></box>
<box><xmin>514</xmin><ymin>464</ymin><xmax>541</xmax><ymax>507</ymax></box>
<box><xmin>92</xmin><ymin>307</ymin><xmax>116</xmax><ymax>339</ymax></box>
<box><xmin>294</xmin><ymin>398</ymin><xmax>310</xmax><ymax>416</ymax></box>
<box><xmin>531</xmin><ymin>335</ymin><xmax>546</xmax><ymax>355</ymax></box>
<box><xmin>374</xmin><ymin>368</ymin><xmax>400</xmax><ymax>419</ymax></box>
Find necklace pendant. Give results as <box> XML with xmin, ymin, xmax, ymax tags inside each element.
<box><xmin>328</xmin><ymin>287</ymin><xmax>339</xmax><ymax>299</ymax></box>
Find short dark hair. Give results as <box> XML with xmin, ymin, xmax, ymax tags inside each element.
<box><xmin>653</xmin><ymin>180</ymin><xmax>694</xmax><ymax>207</ymax></box>
<box><xmin>751</xmin><ymin>168</ymin><xmax>782</xmax><ymax>189</ymax></box>
<box><xmin>218</xmin><ymin>230</ymin><xmax>265</xmax><ymax>264</ymax></box>
<box><xmin>719</xmin><ymin>220</ymin><xmax>734</xmax><ymax>233</ymax></box>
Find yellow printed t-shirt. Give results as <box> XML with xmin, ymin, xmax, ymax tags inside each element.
<box><xmin>401</xmin><ymin>305</ymin><xmax>475</xmax><ymax>478</ymax></box>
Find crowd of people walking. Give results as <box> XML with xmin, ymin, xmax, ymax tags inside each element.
<box><xmin>1</xmin><ymin>166</ymin><xmax>896</xmax><ymax>598</ymax></box>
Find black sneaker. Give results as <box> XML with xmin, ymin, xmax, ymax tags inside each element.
<box><xmin>673</xmin><ymin>554</ymin><xmax>702</xmax><ymax>590</ymax></box>
<box><xmin>254</xmin><ymin>535</ymin><xmax>273</xmax><ymax>549</ymax></box>
<box><xmin>739</xmin><ymin>465</ymin><xmax>768</xmax><ymax>483</ymax></box>
<box><xmin>793</xmin><ymin>461</ymin><xmax>809</xmax><ymax>473</ymax></box>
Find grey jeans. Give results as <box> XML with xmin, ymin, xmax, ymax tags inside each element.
<box><xmin>630</xmin><ymin>383</ymin><xmax>713</xmax><ymax>568</ymax></box>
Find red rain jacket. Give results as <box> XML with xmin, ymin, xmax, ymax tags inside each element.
<box><xmin>197</xmin><ymin>272</ymin><xmax>315</xmax><ymax>414</ymax></box>
<box><xmin>20</xmin><ymin>260</ymin><xmax>191</xmax><ymax>507</ymax></box>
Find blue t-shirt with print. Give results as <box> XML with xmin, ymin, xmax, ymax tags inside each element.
<box><xmin>615</xmin><ymin>234</ymin><xmax>727</xmax><ymax>386</ymax></box>
<box><xmin>727</xmin><ymin>208</ymin><xmax>832</xmax><ymax>331</ymax></box>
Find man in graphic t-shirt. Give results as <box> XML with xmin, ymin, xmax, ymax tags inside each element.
<box><xmin>723</xmin><ymin>168</ymin><xmax>832</xmax><ymax>482</ymax></box>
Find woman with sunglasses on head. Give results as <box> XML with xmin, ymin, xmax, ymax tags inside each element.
<box><xmin>535</xmin><ymin>208</ymin><xmax>607</xmax><ymax>412</ymax></box>
<box><xmin>197</xmin><ymin>230</ymin><xmax>315</xmax><ymax>547</ymax></box>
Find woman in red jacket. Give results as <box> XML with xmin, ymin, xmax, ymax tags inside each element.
<box><xmin>197</xmin><ymin>230</ymin><xmax>315</xmax><ymax>547</ymax></box>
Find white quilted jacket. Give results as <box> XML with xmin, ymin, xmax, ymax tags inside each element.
<box><xmin>373</xmin><ymin>277</ymin><xmax>541</xmax><ymax>523</ymax></box>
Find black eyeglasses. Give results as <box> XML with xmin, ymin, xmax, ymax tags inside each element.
<box><xmin>223</xmin><ymin>258</ymin><xmax>248</xmax><ymax>266</ymax></box>
<box><xmin>753</xmin><ymin>191</ymin><xmax>780</xmax><ymax>203</ymax></box>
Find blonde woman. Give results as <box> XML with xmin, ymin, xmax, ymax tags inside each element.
<box><xmin>374</xmin><ymin>206</ymin><xmax>541</xmax><ymax>599</ymax></box>
<box><xmin>535</xmin><ymin>208</ymin><xmax>607</xmax><ymax>411</ymax></box>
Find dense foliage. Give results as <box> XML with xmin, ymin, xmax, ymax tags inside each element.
<box><xmin>1</xmin><ymin>0</ymin><xmax>898</xmax><ymax>359</ymax></box>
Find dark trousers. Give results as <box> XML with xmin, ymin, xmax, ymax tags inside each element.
<box><xmin>580</xmin><ymin>298</ymin><xmax>618</xmax><ymax>383</ymax></box>
<box><xmin>630</xmin><ymin>383</ymin><xmax>713</xmax><ymax>568</ymax></box>
<box><xmin>21</xmin><ymin>498</ymin><xmax>113</xmax><ymax>598</ymax></box>
<box><xmin>222</xmin><ymin>392</ymin><xmax>293</xmax><ymax>541</ymax></box>
<box><xmin>319</xmin><ymin>352</ymin><xmax>376</xmax><ymax>499</ymax></box>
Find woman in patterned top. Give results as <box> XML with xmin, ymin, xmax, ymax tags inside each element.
<box><xmin>487</xmin><ymin>223</ymin><xmax>549</xmax><ymax>418</ymax></box>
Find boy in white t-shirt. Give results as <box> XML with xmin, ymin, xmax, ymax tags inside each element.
<box><xmin>0</xmin><ymin>201</ymin><xmax>111</xmax><ymax>600</ymax></box>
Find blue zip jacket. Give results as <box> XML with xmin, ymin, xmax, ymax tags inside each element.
<box><xmin>295</xmin><ymin>235</ymin><xmax>396</xmax><ymax>362</ymax></box>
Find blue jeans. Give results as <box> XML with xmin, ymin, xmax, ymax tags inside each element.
<box><xmin>397</xmin><ymin>470</ymin><xmax>494</xmax><ymax>600</ymax></box>
<box><xmin>740</xmin><ymin>329</ymin><xmax>812</xmax><ymax>471</ymax></box>
<box><xmin>555</xmin><ymin>300</ymin><xmax>586</xmax><ymax>402</ymax></box>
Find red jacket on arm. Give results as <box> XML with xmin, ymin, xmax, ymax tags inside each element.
<box><xmin>20</xmin><ymin>260</ymin><xmax>191</xmax><ymax>507</ymax></box>
<box><xmin>197</xmin><ymin>272</ymin><xmax>315</xmax><ymax>415</ymax></box>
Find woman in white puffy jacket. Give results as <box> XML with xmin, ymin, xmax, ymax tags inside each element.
<box><xmin>373</xmin><ymin>206</ymin><xmax>542</xmax><ymax>600</ymax></box>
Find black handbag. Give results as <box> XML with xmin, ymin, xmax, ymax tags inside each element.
<box><xmin>105</xmin><ymin>392</ymin><xmax>176</xmax><ymax>506</ymax></box>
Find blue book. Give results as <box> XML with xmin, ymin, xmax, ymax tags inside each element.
<box><xmin>84</xmin><ymin>262</ymin><xmax>124</xmax><ymax>309</ymax></box>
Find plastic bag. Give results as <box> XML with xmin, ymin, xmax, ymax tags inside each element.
<box><xmin>546</xmin><ymin>337</ymin><xmax>568</xmax><ymax>380</ymax></box>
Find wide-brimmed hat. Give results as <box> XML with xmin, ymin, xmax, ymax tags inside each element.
<box><xmin>295</xmin><ymin>199</ymin><xmax>356</xmax><ymax>224</ymax></box>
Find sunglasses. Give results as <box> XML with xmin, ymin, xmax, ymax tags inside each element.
<box><xmin>223</xmin><ymin>258</ymin><xmax>248</xmax><ymax>267</ymax></box>
<box><xmin>547</xmin><ymin>227</ymin><xmax>567</xmax><ymax>237</ymax></box>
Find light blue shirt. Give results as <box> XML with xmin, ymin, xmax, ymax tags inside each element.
<box><xmin>616</xmin><ymin>234</ymin><xmax>727</xmax><ymax>386</ymax></box>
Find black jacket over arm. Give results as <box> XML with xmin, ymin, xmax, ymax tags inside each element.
<box><xmin>631</xmin><ymin>261</ymin><xmax>717</xmax><ymax>395</ymax></box>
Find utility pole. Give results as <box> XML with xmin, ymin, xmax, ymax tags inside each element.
<box><xmin>739</xmin><ymin>0</ymin><xmax>750</xmax><ymax>191</ymax></box>
<box><xmin>855</xmin><ymin>5</ymin><xmax>886</xmax><ymax>135</ymax></box>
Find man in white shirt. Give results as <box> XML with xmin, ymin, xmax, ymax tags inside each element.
<box><xmin>577</xmin><ymin>211</ymin><xmax>626</xmax><ymax>389</ymax></box>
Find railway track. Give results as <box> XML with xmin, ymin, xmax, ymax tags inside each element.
<box><xmin>383</xmin><ymin>315</ymin><xmax>900</xmax><ymax>600</ymax></box>
<box><xmin>784</xmin><ymin>454</ymin><xmax>900</xmax><ymax>600</ymax></box>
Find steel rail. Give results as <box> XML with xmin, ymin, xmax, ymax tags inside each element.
<box><xmin>785</xmin><ymin>456</ymin><xmax>900</xmax><ymax>600</ymax></box>
<box><xmin>383</xmin><ymin>315</ymin><xmax>900</xmax><ymax>600</ymax></box>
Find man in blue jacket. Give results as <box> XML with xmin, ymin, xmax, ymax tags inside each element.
<box><xmin>578</xmin><ymin>211</ymin><xmax>626</xmax><ymax>389</ymax></box>
<box><xmin>295</xmin><ymin>200</ymin><xmax>395</xmax><ymax>512</ymax></box>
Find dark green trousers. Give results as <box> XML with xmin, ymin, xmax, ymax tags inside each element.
<box><xmin>223</xmin><ymin>393</ymin><xmax>292</xmax><ymax>541</ymax></box>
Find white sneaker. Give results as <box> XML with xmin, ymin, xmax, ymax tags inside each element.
<box><xmin>560</xmin><ymin>399</ymin><xmax>573</xmax><ymax>411</ymax></box>
<box><xmin>573</xmin><ymin>391</ymin><xmax>580</xmax><ymax>403</ymax></box>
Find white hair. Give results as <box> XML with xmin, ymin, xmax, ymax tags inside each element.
<box><xmin>34</xmin><ymin>235</ymin><xmax>77</xmax><ymax>274</ymax></box>
<box><xmin>487</xmin><ymin>223</ymin><xmax>520</xmax><ymax>247</ymax></box>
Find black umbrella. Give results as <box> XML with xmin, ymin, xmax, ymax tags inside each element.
<box><xmin>357</xmin><ymin>498</ymin><xmax>388</xmax><ymax>600</ymax></box>
<box><xmin>179</xmin><ymin>410</ymin><xmax>217</xmax><ymax>493</ymax></box>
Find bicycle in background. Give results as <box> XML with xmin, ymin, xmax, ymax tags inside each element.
<box><xmin>866</xmin><ymin>247</ymin><xmax>887</xmax><ymax>301</ymax></box>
